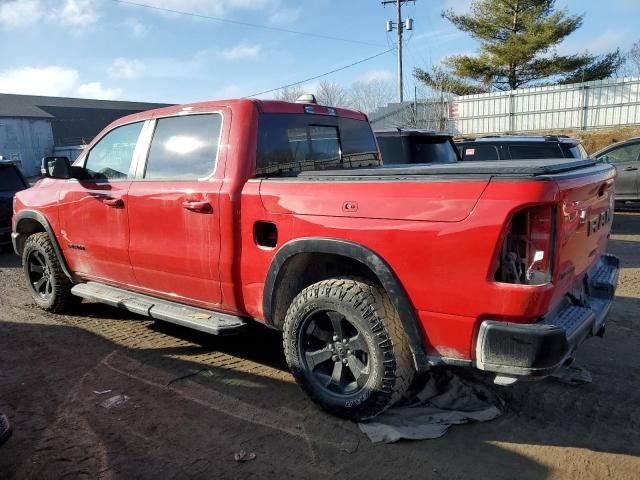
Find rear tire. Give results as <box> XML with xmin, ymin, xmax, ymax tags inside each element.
<box><xmin>22</xmin><ymin>232</ymin><xmax>79</xmax><ymax>313</ymax></box>
<box><xmin>283</xmin><ymin>278</ymin><xmax>415</xmax><ymax>420</ymax></box>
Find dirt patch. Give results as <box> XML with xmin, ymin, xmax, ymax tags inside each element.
<box><xmin>1</xmin><ymin>213</ymin><xmax>640</xmax><ymax>479</ymax></box>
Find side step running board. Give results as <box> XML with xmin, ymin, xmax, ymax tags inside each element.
<box><xmin>71</xmin><ymin>282</ymin><xmax>247</xmax><ymax>336</ymax></box>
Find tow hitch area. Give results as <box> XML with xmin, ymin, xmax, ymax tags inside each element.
<box><xmin>476</xmin><ymin>254</ymin><xmax>619</xmax><ymax>378</ymax></box>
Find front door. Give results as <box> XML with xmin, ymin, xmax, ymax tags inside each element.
<box><xmin>599</xmin><ymin>142</ymin><xmax>640</xmax><ymax>199</ymax></box>
<box><xmin>59</xmin><ymin>121</ymin><xmax>147</xmax><ymax>285</ymax></box>
<box><xmin>127</xmin><ymin>112</ymin><xmax>225</xmax><ymax>306</ymax></box>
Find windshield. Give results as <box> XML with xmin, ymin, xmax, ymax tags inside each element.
<box><xmin>0</xmin><ymin>166</ymin><xmax>26</xmax><ymax>192</ymax></box>
<box><xmin>256</xmin><ymin>114</ymin><xmax>380</xmax><ymax>177</ymax></box>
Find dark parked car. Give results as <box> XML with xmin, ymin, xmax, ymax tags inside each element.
<box><xmin>593</xmin><ymin>138</ymin><xmax>640</xmax><ymax>202</ymax></box>
<box><xmin>456</xmin><ymin>135</ymin><xmax>588</xmax><ymax>161</ymax></box>
<box><xmin>375</xmin><ymin>129</ymin><xmax>460</xmax><ymax>165</ymax></box>
<box><xmin>0</xmin><ymin>161</ymin><xmax>27</xmax><ymax>248</ymax></box>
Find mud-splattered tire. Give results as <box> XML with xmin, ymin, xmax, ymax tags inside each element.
<box><xmin>22</xmin><ymin>232</ymin><xmax>79</xmax><ymax>313</ymax></box>
<box><xmin>283</xmin><ymin>278</ymin><xmax>415</xmax><ymax>420</ymax></box>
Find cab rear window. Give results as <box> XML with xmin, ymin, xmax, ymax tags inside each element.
<box><xmin>256</xmin><ymin>114</ymin><xmax>380</xmax><ymax>177</ymax></box>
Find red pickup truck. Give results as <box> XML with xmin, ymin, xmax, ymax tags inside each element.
<box><xmin>12</xmin><ymin>98</ymin><xmax>619</xmax><ymax>419</ymax></box>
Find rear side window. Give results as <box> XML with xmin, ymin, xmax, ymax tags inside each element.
<box><xmin>145</xmin><ymin>114</ymin><xmax>222</xmax><ymax>180</ymax></box>
<box><xmin>85</xmin><ymin>122</ymin><xmax>144</xmax><ymax>180</ymax></box>
<box><xmin>256</xmin><ymin>114</ymin><xmax>379</xmax><ymax>177</ymax></box>
<box><xmin>0</xmin><ymin>166</ymin><xmax>25</xmax><ymax>191</ymax></box>
<box><xmin>509</xmin><ymin>144</ymin><xmax>563</xmax><ymax>159</ymax></box>
<box><xmin>460</xmin><ymin>144</ymin><xmax>499</xmax><ymax>161</ymax></box>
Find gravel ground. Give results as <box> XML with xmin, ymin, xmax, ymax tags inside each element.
<box><xmin>0</xmin><ymin>211</ymin><xmax>639</xmax><ymax>480</ymax></box>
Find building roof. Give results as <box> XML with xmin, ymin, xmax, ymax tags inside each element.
<box><xmin>0</xmin><ymin>93</ymin><xmax>168</xmax><ymax>119</ymax></box>
<box><xmin>0</xmin><ymin>93</ymin><xmax>171</xmax><ymax>145</ymax></box>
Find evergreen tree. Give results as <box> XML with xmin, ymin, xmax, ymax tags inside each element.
<box><xmin>416</xmin><ymin>0</ymin><xmax>622</xmax><ymax>94</ymax></box>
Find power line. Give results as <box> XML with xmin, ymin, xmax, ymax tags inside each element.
<box><xmin>112</xmin><ymin>0</ymin><xmax>386</xmax><ymax>48</ymax></box>
<box><xmin>245</xmin><ymin>48</ymin><xmax>395</xmax><ymax>98</ymax></box>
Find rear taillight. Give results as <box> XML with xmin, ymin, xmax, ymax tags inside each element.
<box><xmin>494</xmin><ymin>204</ymin><xmax>556</xmax><ymax>285</ymax></box>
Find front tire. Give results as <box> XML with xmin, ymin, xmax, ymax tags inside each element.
<box><xmin>22</xmin><ymin>232</ymin><xmax>78</xmax><ymax>313</ymax></box>
<box><xmin>283</xmin><ymin>278</ymin><xmax>415</xmax><ymax>420</ymax></box>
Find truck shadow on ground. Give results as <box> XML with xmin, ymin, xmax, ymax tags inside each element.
<box><xmin>0</xmin><ymin>319</ymin><xmax>550</xmax><ymax>480</ymax></box>
<box><xmin>0</xmin><ymin>212</ymin><xmax>638</xmax><ymax>478</ymax></box>
<box><xmin>1</xmin><ymin>290</ymin><xmax>639</xmax><ymax>479</ymax></box>
<box><xmin>0</xmin><ymin>249</ymin><xmax>20</xmax><ymax>269</ymax></box>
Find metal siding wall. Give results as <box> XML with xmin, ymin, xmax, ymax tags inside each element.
<box><xmin>447</xmin><ymin>77</ymin><xmax>640</xmax><ymax>135</ymax></box>
<box><xmin>0</xmin><ymin>118</ymin><xmax>54</xmax><ymax>176</ymax></box>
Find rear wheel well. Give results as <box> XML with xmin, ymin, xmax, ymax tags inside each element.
<box><xmin>269</xmin><ymin>252</ymin><xmax>379</xmax><ymax>329</ymax></box>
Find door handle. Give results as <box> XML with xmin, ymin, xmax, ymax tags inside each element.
<box><xmin>182</xmin><ymin>201</ymin><xmax>212</xmax><ymax>213</ymax></box>
<box><xmin>623</xmin><ymin>166</ymin><xmax>638</xmax><ymax>171</ymax></box>
<box><xmin>102</xmin><ymin>197</ymin><xmax>124</xmax><ymax>208</ymax></box>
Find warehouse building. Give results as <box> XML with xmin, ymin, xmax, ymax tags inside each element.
<box><xmin>0</xmin><ymin>93</ymin><xmax>169</xmax><ymax>176</ymax></box>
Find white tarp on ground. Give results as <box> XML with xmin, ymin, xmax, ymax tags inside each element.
<box><xmin>358</xmin><ymin>364</ymin><xmax>592</xmax><ymax>443</ymax></box>
<box><xmin>358</xmin><ymin>369</ymin><xmax>504</xmax><ymax>443</ymax></box>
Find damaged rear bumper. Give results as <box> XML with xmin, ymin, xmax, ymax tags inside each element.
<box><xmin>475</xmin><ymin>254</ymin><xmax>619</xmax><ymax>378</ymax></box>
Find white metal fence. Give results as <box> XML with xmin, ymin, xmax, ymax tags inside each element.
<box><xmin>447</xmin><ymin>77</ymin><xmax>640</xmax><ymax>135</ymax></box>
<box><xmin>369</xmin><ymin>77</ymin><xmax>640</xmax><ymax>136</ymax></box>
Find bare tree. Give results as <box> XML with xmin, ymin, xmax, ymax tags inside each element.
<box><xmin>627</xmin><ymin>41</ymin><xmax>640</xmax><ymax>76</ymax></box>
<box><xmin>349</xmin><ymin>79</ymin><xmax>394</xmax><ymax>114</ymax></box>
<box><xmin>316</xmin><ymin>80</ymin><xmax>350</xmax><ymax>107</ymax></box>
<box><xmin>274</xmin><ymin>85</ymin><xmax>305</xmax><ymax>102</ymax></box>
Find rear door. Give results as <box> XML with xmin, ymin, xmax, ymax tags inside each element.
<box><xmin>59</xmin><ymin>121</ymin><xmax>147</xmax><ymax>284</ymax></box>
<box><xmin>596</xmin><ymin>142</ymin><xmax>640</xmax><ymax>199</ymax></box>
<box><xmin>127</xmin><ymin>112</ymin><xmax>226</xmax><ymax>307</ymax></box>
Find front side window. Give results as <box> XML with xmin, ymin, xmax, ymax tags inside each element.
<box><xmin>84</xmin><ymin>122</ymin><xmax>144</xmax><ymax>180</ymax></box>
<box><xmin>256</xmin><ymin>114</ymin><xmax>380</xmax><ymax>177</ymax></box>
<box><xmin>144</xmin><ymin>114</ymin><xmax>222</xmax><ymax>180</ymax></box>
<box><xmin>599</xmin><ymin>143</ymin><xmax>640</xmax><ymax>165</ymax></box>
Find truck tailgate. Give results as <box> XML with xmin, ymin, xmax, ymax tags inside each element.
<box><xmin>553</xmin><ymin>164</ymin><xmax>616</xmax><ymax>297</ymax></box>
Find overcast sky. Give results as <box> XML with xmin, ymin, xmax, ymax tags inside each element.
<box><xmin>1</xmin><ymin>0</ymin><xmax>638</xmax><ymax>104</ymax></box>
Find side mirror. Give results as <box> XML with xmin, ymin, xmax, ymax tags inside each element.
<box><xmin>41</xmin><ymin>156</ymin><xmax>71</xmax><ymax>179</ymax></box>
<box><xmin>598</xmin><ymin>154</ymin><xmax>609</xmax><ymax>163</ymax></box>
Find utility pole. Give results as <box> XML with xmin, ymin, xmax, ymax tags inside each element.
<box><xmin>383</xmin><ymin>0</ymin><xmax>414</xmax><ymax>103</ymax></box>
